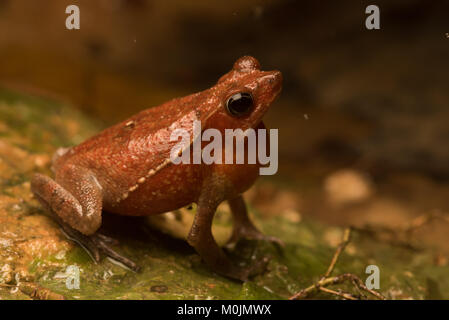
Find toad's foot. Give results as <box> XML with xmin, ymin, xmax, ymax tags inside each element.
<box><xmin>227</xmin><ymin>196</ymin><xmax>284</xmax><ymax>250</ymax></box>
<box><xmin>60</xmin><ymin>222</ymin><xmax>140</xmax><ymax>272</ymax></box>
<box><xmin>226</xmin><ymin>256</ymin><xmax>270</xmax><ymax>282</ymax></box>
<box><xmin>226</xmin><ymin>226</ymin><xmax>285</xmax><ymax>250</ymax></box>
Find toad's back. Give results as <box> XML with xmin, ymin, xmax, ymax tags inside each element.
<box><xmin>51</xmin><ymin>91</ymin><xmax>216</xmax><ymax>214</ymax></box>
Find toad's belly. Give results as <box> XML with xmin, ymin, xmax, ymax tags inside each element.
<box><xmin>102</xmin><ymin>163</ymin><xmax>203</xmax><ymax>216</ymax></box>
<box><xmin>101</xmin><ymin>161</ymin><xmax>260</xmax><ymax>217</ymax></box>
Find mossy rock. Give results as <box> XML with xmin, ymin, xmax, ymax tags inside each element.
<box><xmin>0</xmin><ymin>88</ymin><xmax>447</xmax><ymax>300</ymax></box>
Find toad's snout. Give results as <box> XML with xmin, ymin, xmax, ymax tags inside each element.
<box><xmin>261</xmin><ymin>70</ymin><xmax>282</xmax><ymax>98</ymax></box>
<box><xmin>270</xmin><ymin>70</ymin><xmax>283</xmax><ymax>95</ymax></box>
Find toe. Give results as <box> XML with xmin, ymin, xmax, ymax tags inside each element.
<box><xmin>95</xmin><ymin>233</ymin><xmax>120</xmax><ymax>246</ymax></box>
<box><xmin>94</xmin><ymin>238</ymin><xmax>140</xmax><ymax>272</ymax></box>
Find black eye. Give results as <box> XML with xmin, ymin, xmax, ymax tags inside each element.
<box><xmin>226</xmin><ymin>92</ymin><xmax>253</xmax><ymax>117</ymax></box>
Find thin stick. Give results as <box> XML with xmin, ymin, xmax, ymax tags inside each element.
<box><xmin>404</xmin><ymin>210</ymin><xmax>449</xmax><ymax>234</ymax></box>
<box><xmin>319</xmin><ymin>287</ymin><xmax>357</xmax><ymax>300</ymax></box>
<box><xmin>345</xmin><ymin>273</ymin><xmax>386</xmax><ymax>300</ymax></box>
<box><xmin>290</xmin><ymin>273</ymin><xmax>386</xmax><ymax>300</ymax></box>
<box><xmin>353</xmin><ymin>210</ymin><xmax>449</xmax><ymax>250</ymax></box>
<box><xmin>0</xmin><ymin>282</ymin><xmax>66</xmax><ymax>300</ymax></box>
<box><xmin>324</xmin><ymin>227</ymin><xmax>351</xmax><ymax>278</ymax></box>
<box><xmin>289</xmin><ymin>227</ymin><xmax>386</xmax><ymax>300</ymax></box>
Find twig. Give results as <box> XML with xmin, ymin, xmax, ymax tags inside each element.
<box><xmin>289</xmin><ymin>228</ymin><xmax>386</xmax><ymax>300</ymax></box>
<box><xmin>0</xmin><ymin>282</ymin><xmax>65</xmax><ymax>300</ymax></box>
<box><xmin>290</xmin><ymin>273</ymin><xmax>385</xmax><ymax>300</ymax></box>
<box><xmin>404</xmin><ymin>210</ymin><xmax>449</xmax><ymax>235</ymax></box>
<box><xmin>352</xmin><ymin>225</ymin><xmax>419</xmax><ymax>251</ymax></box>
<box><xmin>18</xmin><ymin>282</ymin><xmax>66</xmax><ymax>300</ymax></box>
<box><xmin>354</xmin><ymin>210</ymin><xmax>449</xmax><ymax>250</ymax></box>
<box><xmin>319</xmin><ymin>287</ymin><xmax>357</xmax><ymax>300</ymax></box>
<box><xmin>324</xmin><ymin>227</ymin><xmax>351</xmax><ymax>277</ymax></box>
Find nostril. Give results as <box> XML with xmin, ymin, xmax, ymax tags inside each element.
<box><xmin>259</xmin><ymin>70</ymin><xmax>283</xmax><ymax>91</ymax></box>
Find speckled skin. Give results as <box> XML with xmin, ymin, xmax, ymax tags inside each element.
<box><xmin>31</xmin><ymin>56</ymin><xmax>282</xmax><ymax>280</ymax></box>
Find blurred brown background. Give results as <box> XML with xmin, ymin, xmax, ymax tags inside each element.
<box><xmin>0</xmin><ymin>0</ymin><xmax>449</xmax><ymax>234</ymax></box>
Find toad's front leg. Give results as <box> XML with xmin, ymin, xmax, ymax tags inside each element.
<box><xmin>187</xmin><ymin>176</ymin><xmax>267</xmax><ymax>281</ymax></box>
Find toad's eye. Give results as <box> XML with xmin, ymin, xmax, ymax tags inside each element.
<box><xmin>226</xmin><ymin>92</ymin><xmax>253</xmax><ymax>117</ymax></box>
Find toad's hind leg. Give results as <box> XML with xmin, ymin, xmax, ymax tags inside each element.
<box><xmin>31</xmin><ymin>167</ymin><xmax>139</xmax><ymax>271</ymax></box>
<box><xmin>31</xmin><ymin>166</ymin><xmax>102</xmax><ymax>235</ymax></box>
